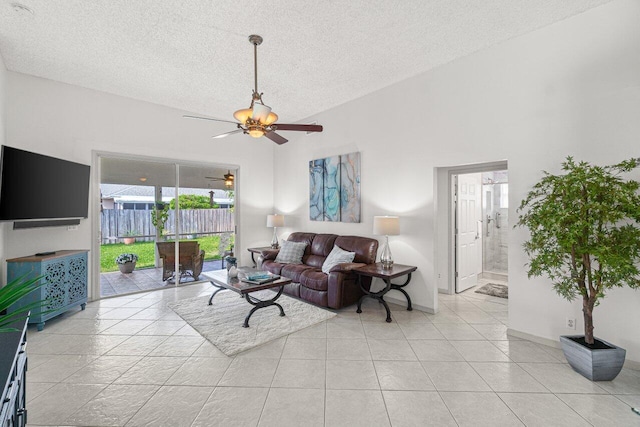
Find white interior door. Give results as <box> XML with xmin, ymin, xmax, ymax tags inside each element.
<box><xmin>455</xmin><ymin>173</ymin><xmax>482</xmax><ymax>293</ymax></box>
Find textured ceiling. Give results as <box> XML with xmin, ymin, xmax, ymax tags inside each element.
<box><xmin>0</xmin><ymin>0</ymin><xmax>613</xmax><ymax>123</ymax></box>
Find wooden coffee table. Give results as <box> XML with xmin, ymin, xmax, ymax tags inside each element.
<box><xmin>201</xmin><ymin>269</ymin><xmax>292</xmax><ymax>328</ymax></box>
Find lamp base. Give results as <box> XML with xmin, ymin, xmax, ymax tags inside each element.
<box><xmin>380</xmin><ymin>260</ymin><xmax>394</xmax><ymax>269</ymax></box>
<box><xmin>380</xmin><ymin>236</ymin><xmax>393</xmax><ymax>269</ymax></box>
<box><xmin>271</xmin><ymin>227</ymin><xmax>279</xmax><ymax>249</ymax></box>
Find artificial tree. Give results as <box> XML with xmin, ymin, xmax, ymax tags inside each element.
<box><xmin>517</xmin><ymin>157</ymin><xmax>640</xmax><ymax>346</ymax></box>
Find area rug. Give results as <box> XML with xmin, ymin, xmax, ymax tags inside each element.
<box><xmin>168</xmin><ymin>290</ymin><xmax>336</xmax><ymax>356</ymax></box>
<box><xmin>475</xmin><ymin>283</ymin><xmax>508</xmax><ymax>299</ymax></box>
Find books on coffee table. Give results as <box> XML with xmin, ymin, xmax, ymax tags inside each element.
<box><xmin>241</xmin><ymin>272</ymin><xmax>281</xmax><ymax>285</ymax></box>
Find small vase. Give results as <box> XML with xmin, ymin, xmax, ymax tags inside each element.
<box><xmin>228</xmin><ymin>265</ymin><xmax>238</xmax><ymax>278</ymax></box>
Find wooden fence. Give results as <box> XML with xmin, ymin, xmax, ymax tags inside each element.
<box><xmin>100</xmin><ymin>208</ymin><xmax>235</xmax><ymax>244</ymax></box>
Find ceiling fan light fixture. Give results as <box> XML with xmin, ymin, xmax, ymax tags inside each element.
<box><xmin>248</xmin><ymin>128</ymin><xmax>265</xmax><ymax>138</ymax></box>
<box><xmin>223</xmin><ymin>171</ymin><xmax>235</xmax><ymax>188</ymax></box>
<box><xmin>233</xmin><ymin>107</ymin><xmax>252</xmax><ymax>123</ymax></box>
<box><xmin>263</xmin><ymin>111</ymin><xmax>278</xmax><ymax>126</ymax></box>
<box><xmin>251</xmin><ymin>103</ymin><xmax>272</xmax><ymax>122</ymax></box>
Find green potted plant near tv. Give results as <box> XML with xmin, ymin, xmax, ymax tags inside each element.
<box><xmin>0</xmin><ymin>275</ymin><xmax>45</xmax><ymax>333</ymax></box>
<box><xmin>517</xmin><ymin>156</ymin><xmax>640</xmax><ymax>381</ymax></box>
<box><xmin>116</xmin><ymin>253</ymin><xmax>139</xmax><ymax>274</ymax></box>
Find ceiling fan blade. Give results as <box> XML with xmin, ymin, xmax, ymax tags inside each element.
<box><xmin>205</xmin><ymin>177</ymin><xmax>223</xmax><ymax>180</ymax></box>
<box><xmin>265</xmin><ymin>131</ymin><xmax>288</xmax><ymax>145</ymax></box>
<box><xmin>273</xmin><ymin>123</ymin><xmax>323</xmax><ymax>133</ymax></box>
<box><xmin>212</xmin><ymin>129</ymin><xmax>244</xmax><ymax>139</ymax></box>
<box><xmin>183</xmin><ymin>115</ymin><xmax>239</xmax><ymax>125</ymax></box>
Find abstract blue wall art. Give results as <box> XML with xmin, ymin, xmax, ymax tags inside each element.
<box><xmin>309</xmin><ymin>152</ymin><xmax>361</xmax><ymax>223</ymax></box>
<box><xmin>323</xmin><ymin>155</ymin><xmax>341</xmax><ymax>221</ymax></box>
<box><xmin>309</xmin><ymin>159</ymin><xmax>324</xmax><ymax>221</ymax></box>
<box><xmin>340</xmin><ymin>152</ymin><xmax>361</xmax><ymax>223</ymax></box>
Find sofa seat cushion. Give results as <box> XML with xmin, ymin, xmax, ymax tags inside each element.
<box><xmin>281</xmin><ymin>264</ymin><xmax>315</xmax><ymax>283</ymax></box>
<box><xmin>300</xmin><ymin>286</ymin><xmax>328</xmax><ymax>307</ymax></box>
<box><xmin>300</xmin><ymin>269</ymin><xmax>328</xmax><ymax>291</ymax></box>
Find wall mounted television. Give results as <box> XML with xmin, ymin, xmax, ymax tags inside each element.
<box><xmin>0</xmin><ymin>146</ymin><xmax>90</xmax><ymax>224</ymax></box>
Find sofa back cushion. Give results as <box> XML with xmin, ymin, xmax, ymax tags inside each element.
<box><xmin>305</xmin><ymin>234</ymin><xmax>338</xmax><ymax>268</ymax></box>
<box><xmin>286</xmin><ymin>232</ymin><xmax>316</xmax><ymax>255</ymax></box>
<box><xmin>334</xmin><ymin>235</ymin><xmax>379</xmax><ymax>264</ymax></box>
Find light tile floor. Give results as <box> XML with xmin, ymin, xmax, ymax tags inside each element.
<box><xmin>25</xmin><ymin>281</ymin><xmax>640</xmax><ymax>426</ymax></box>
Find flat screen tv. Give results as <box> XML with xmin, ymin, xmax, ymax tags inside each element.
<box><xmin>0</xmin><ymin>146</ymin><xmax>90</xmax><ymax>222</ymax></box>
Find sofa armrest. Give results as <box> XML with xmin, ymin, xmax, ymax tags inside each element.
<box><xmin>329</xmin><ymin>262</ymin><xmax>366</xmax><ymax>273</ymax></box>
<box><xmin>261</xmin><ymin>249</ymin><xmax>280</xmax><ymax>261</ymax></box>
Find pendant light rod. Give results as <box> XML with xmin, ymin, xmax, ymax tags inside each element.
<box><xmin>248</xmin><ymin>35</ymin><xmax>263</xmax><ymax>102</ymax></box>
<box><xmin>254</xmin><ymin>41</ymin><xmax>258</xmax><ymax>96</ymax></box>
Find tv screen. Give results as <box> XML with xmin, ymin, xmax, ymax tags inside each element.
<box><xmin>0</xmin><ymin>146</ymin><xmax>90</xmax><ymax>221</ymax></box>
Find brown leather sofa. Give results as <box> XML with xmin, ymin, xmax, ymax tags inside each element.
<box><xmin>258</xmin><ymin>232</ymin><xmax>378</xmax><ymax>309</ymax></box>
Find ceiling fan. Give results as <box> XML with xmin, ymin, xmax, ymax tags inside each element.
<box><xmin>205</xmin><ymin>170</ymin><xmax>234</xmax><ymax>188</ymax></box>
<box><xmin>184</xmin><ymin>35</ymin><xmax>323</xmax><ymax>145</ymax></box>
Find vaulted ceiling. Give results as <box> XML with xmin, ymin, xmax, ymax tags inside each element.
<box><xmin>0</xmin><ymin>0</ymin><xmax>613</xmax><ymax>123</ymax></box>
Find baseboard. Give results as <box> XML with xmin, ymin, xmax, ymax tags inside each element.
<box><xmin>624</xmin><ymin>358</ymin><xmax>640</xmax><ymax>371</ymax></box>
<box><xmin>508</xmin><ymin>328</ymin><xmax>640</xmax><ymax>371</ymax></box>
<box><xmin>383</xmin><ymin>295</ymin><xmax>437</xmax><ymax>314</ymax></box>
<box><xmin>507</xmin><ymin>328</ymin><xmax>561</xmax><ymax>348</ymax></box>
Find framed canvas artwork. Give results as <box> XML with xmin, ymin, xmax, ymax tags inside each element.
<box><xmin>309</xmin><ymin>152</ymin><xmax>361</xmax><ymax>222</ymax></box>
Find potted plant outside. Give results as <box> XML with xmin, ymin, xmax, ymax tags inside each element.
<box><xmin>517</xmin><ymin>157</ymin><xmax>640</xmax><ymax>381</ymax></box>
<box><xmin>123</xmin><ymin>230</ymin><xmax>137</xmax><ymax>245</ymax></box>
<box><xmin>116</xmin><ymin>253</ymin><xmax>139</xmax><ymax>274</ymax></box>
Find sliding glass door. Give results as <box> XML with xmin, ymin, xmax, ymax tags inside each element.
<box><xmin>97</xmin><ymin>154</ymin><xmax>236</xmax><ymax>298</ymax></box>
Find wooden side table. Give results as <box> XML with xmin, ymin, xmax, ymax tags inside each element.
<box><xmin>247</xmin><ymin>246</ymin><xmax>274</xmax><ymax>267</ymax></box>
<box><xmin>354</xmin><ymin>263</ymin><xmax>417</xmax><ymax>323</ymax></box>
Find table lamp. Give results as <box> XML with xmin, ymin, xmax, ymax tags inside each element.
<box><xmin>267</xmin><ymin>214</ymin><xmax>285</xmax><ymax>248</ymax></box>
<box><xmin>373</xmin><ymin>216</ymin><xmax>400</xmax><ymax>269</ymax></box>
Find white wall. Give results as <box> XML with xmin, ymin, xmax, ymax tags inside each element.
<box><xmin>273</xmin><ymin>0</ymin><xmax>640</xmax><ymax>361</ymax></box>
<box><xmin>3</xmin><ymin>73</ymin><xmax>276</xmax><ymax>295</ymax></box>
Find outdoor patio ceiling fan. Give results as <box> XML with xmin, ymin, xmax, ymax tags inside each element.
<box><xmin>205</xmin><ymin>170</ymin><xmax>234</xmax><ymax>188</ymax></box>
<box><xmin>184</xmin><ymin>35</ymin><xmax>323</xmax><ymax>145</ymax></box>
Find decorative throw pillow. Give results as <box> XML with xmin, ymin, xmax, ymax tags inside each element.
<box><xmin>275</xmin><ymin>240</ymin><xmax>307</xmax><ymax>264</ymax></box>
<box><xmin>321</xmin><ymin>245</ymin><xmax>356</xmax><ymax>274</ymax></box>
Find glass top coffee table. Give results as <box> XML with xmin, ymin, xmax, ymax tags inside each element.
<box><xmin>201</xmin><ymin>268</ymin><xmax>292</xmax><ymax>328</ymax></box>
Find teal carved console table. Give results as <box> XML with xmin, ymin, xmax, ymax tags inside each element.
<box><xmin>7</xmin><ymin>250</ymin><xmax>88</xmax><ymax>331</ymax></box>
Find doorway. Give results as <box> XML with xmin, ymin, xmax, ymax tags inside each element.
<box><xmin>94</xmin><ymin>153</ymin><xmax>237</xmax><ymax>298</ymax></box>
<box><xmin>454</xmin><ymin>169</ymin><xmax>509</xmax><ymax>295</ymax></box>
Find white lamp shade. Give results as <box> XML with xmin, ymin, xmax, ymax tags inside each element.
<box><xmin>252</xmin><ymin>103</ymin><xmax>278</xmax><ymax>125</ymax></box>
<box><xmin>267</xmin><ymin>214</ymin><xmax>285</xmax><ymax>228</ymax></box>
<box><xmin>373</xmin><ymin>216</ymin><xmax>400</xmax><ymax>236</ymax></box>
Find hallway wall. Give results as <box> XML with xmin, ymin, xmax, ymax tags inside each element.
<box><xmin>272</xmin><ymin>0</ymin><xmax>640</xmax><ymax>361</ymax></box>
